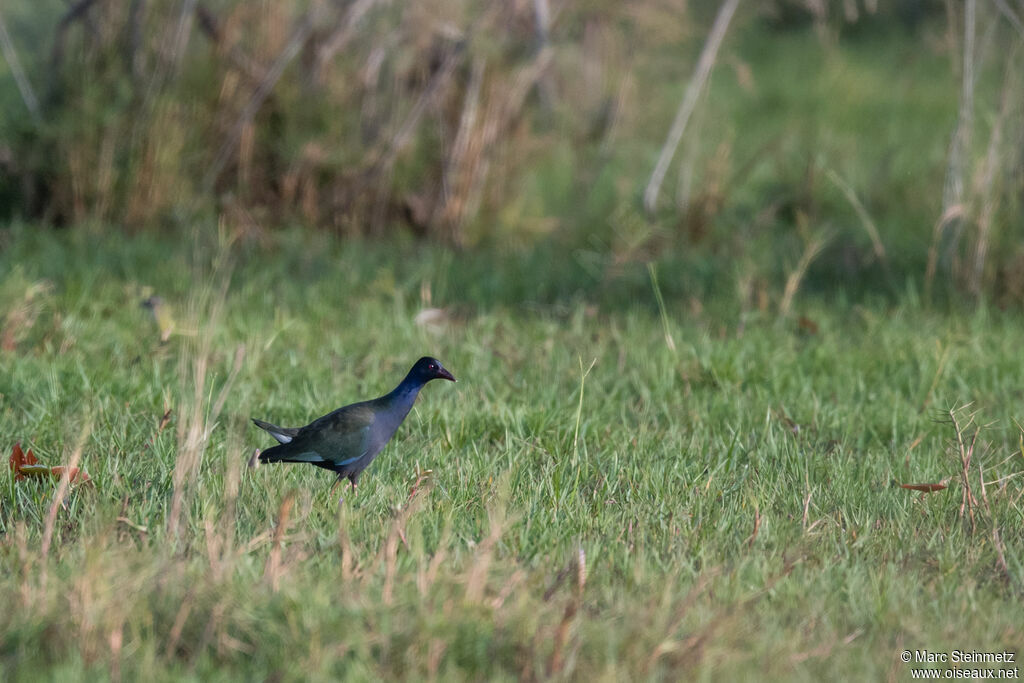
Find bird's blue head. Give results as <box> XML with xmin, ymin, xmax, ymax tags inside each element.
<box><xmin>408</xmin><ymin>356</ymin><xmax>456</xmax><ymax>385</ymax></box>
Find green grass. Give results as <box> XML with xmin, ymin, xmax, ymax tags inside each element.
<box><xmin>1</xmin><ymin>226</ymin><xmax>1022</xmax><ymax>680</ymax></box>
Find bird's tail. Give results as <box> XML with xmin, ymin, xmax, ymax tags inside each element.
<box><xmin>252</xmin><ymin>418</ymin><xmax>298</xmax><ymax>444</ymax></box>
<box><xmin>257</xmin><ymin>442</ymin><xmax>289</xmax><ymax>463</ymax></box>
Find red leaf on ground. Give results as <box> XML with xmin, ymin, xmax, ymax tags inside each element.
<box><xmin>797</xmin><ymin>315</ymin><xmax>820</xmax><ymax>335</ymax></box>
<box><xmin>9</xmin><ymin>442</ymin><xmax>39</xmax><ymax>480</ymax></box>
<box><xmin>50</xmin><ymin>466</ymin><xmax>92</xmax><ymax>485</ymax></box>
<box><xmin>9</xmin><ymin>442</ymin><xmax>92</xmax><ymax>486</ymax></box>
<box><xmin>898</xmin><ymin>482</ymin><xmax>948</xmax><ymax>493</ymax></box>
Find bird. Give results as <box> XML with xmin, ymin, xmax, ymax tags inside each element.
<box><xmin>141</xmin><ymin>296</ymin><xmax>175</xmax><ymax>342</ymax></box>
<box><xmin>251</xmin><ymin>356</ymin><xmax>456</xmax><ymax>502</ymax></box>
<box><xmin>140</xmin><ymin>295</ymin><xmax>195</xmax><ymax>342</ymax></box>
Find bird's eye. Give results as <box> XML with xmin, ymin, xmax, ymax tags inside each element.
<box><xmin>428</xmin><ymin>364</ymin><xmax>436</xmax><ymax>370</ymax></box>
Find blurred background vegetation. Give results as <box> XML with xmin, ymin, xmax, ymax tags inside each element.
<box><xmin>0</xmin><ymin>0</ymin><xmax>1021</xmax><ymax>302</ymax></box>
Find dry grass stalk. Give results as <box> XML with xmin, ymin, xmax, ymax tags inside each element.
<box><xmin>381</xmin><ymin>513</ymin><xmax>403</xmax><ymax>605</ymax></box>
<box><xmin>976</xmin><ymin>463</ymin><xmax>1012</xmax><ymax>582</ymax></box>
<box><xmin>0</xmin><ymin>280</ymin><xmax>51</xmax><ymax>352</ymax></box>
<box><xmin>204</xmin><ymin>445</ymin><xmax>243</xmax><ymax>583</ymax></box>
<box><xmin>165</xmin><ymin>589</ymin><xmax>197</xmax><ymax>661</ymax></box>
<box><xmin>203</xmin><ymin>8</ymin><xmax>321</xmax><ymax>190</ymax></box>
<box><xmin>167</xmin><ymin>253</ymin><xmax>244</xmax><ymax>541</ymax></box>
<box><xmin>576</xmin><ymin>545</ymin><xmax>587</xmax><ymax>597</ymax></box>
<box><xmin>641</xmin><ymin>569</ymin><xmax>721</xmax><ymax>674</ymax></box>
<box><xmin>373</xmin><ymin>42</ymin><xmax>467</xmax><ymax>175</ymax></box>
<box><xmin>546</xmin><ymin>547</ymin><xmax>587</xmax><ymax>676</ymax></box>
<box><xmin>15</xmin><ymin>521</ymin><xmax>31</xmax><ymax>607</ymax></box>
<box><xmin>968</xmin><ymin>43</ymin><xmax>1018</xmax><ymax>294</ymax></box>
<box><xmin>647</xmin><ymin>263</ymin><xmax>677</xmax><ymax>352</ymax></box>
<box><xmin>920</xmin><ymin>340</ymin><xmax>952</xmax><ymax>411</ymax></box>
<box><xmin>219</xmin><ymin>447</ymin><xmax>242</xmax><ymax>565</ymax></box>
<box><xmin>790</xmin><ymin>628</ymin><xmax>863</xmax><ymax>665</ymax></box>
<box><xmin>40</xmin><ymin>427</ymin><xmax>91</xmax><ymax>586</ymax></box>
<box><xmin>547</xmin><ymin>599</ymin><xmax>578</xmax><ymax>676</ymax></box>
<box><xmin>746</xmin><ymin>503</ymin><xmax>761</xmax><ymax>548</ymax></box>
<box><xmin>993</xmin><ymin>0</ymin><xmax>1024</xmax><ymax>37</ymax></box>
<box><xmin>779</xmin><ymin>233</ymin><xmax>828</xmax><ymax>317</ymax></box>
<box><xmin>824</xmin><ymin>168</ymin><xmax>886</xmax><ymax>262</ymax></box>
<box><xmin>931</xmin><ymin>0</ymin><xmax>989</xmax><ymax>283</ymax></box>
<box><xmin>802</xmin><ymin>474</ymin><xmax>813</xmax><ymax>530</ymax></box>
<box><xmin>435</xmin><ymin>57</ymin><xmax>485</xmax><ymax>240</ymax></box>
<box><xmin>313</xmin><ymin>0</ymin><xmax>381</xmax><ymax>83</ymax></box>
<box><xmin>194</xmin><ymin>5</ymin><xmax>266</xmax><ymax>84</ymax></box>
<box><xmin>948</xmin><ymin>405</ymin><xmax>980</xmax><ymax>532</ymax></box>
<box><xmin>417</xmin><ymin>522</ymin><xmax>452</xmax><ymax>597</ymax></box>
<box><xmin>464</xmin><ymin>502</ymin><xmax>508</xmax><ymax>604</ymax></box>
<box><xmin>190</xmin><ymin>598</ymin><xmax>228</xmax><ymax>668</ymax></box>
<box><xmin>337</xmin><ymin>521</ymin><xmax>355</xmax><ymax>582</ymax></box>
<box><xmin>425</xmin><ymin>36</ymin><xmax>556</xmax><ymax>243</ymax></box>
<box><xmin>142</xmin><ymin>408</ymin><xmax>174</xmax><ymax>452</ymax></box>
<box><xmin>264</xmin><ymin>493</ymin><xmax>296</xmax><ymax>592</ymax></box>
<box><xmin>489</xmin><ymin>568</ymin><xmax>526</xmax><ymax>610</ymax></box>
<box><xmin>924</xmin><ymin>203</ymin><xmax>965</xmax><ymax>301</ymax></box>
<box><xmin>108</xmin><ymin>622</ymin><xmax>123</xmax><ymax>683</ymax></box>
<box><xmin>168</xmin><ymin>0</ymin><xmax>199</xmax><ymax>72</ymax></box>
<box><xmin>643</xmin><ymin>0</ymin><xmax>741</xmax><ymax>215</ymax></box>
<box><xmin>0</xmin><ymin>9</ymin><xmax>42</xmax><ymax>122</ymax></box>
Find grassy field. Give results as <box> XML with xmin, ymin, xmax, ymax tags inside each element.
<box><xmin>0</xmin><ymin>226</ymin><xmax>1021</xmax><ymax>680</ymax></box>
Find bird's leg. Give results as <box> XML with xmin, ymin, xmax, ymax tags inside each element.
<box><xmin>331</xmin><ymin>474</ymin><xmax>345</xmax><ymax>505</ymax></box>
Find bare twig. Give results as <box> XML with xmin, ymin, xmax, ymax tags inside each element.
<box><xmin>194</xmin><ymin>4</ymin><xmax>266</xmax><ymax>84</ymax></box>
<box><xmin>643</xmin><ymin>0</ymin><xmax>741</xmax><ymax>215</ymax></box>
<box><xmin>312</xmin><ymin>0</ymin><xmax>381</xmax><ymax>84</ymax></box>
<box><xmin>371</xmin><ymin>42</ymin><xmax>468</xmax><ymax>173</ymax></box>
<box><xmin>993</xmin><ymin>0</ymin><xmax>1024</xmax><ymax>38</ymax></box>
